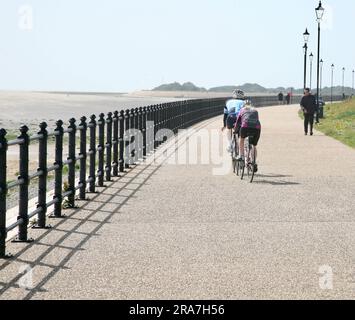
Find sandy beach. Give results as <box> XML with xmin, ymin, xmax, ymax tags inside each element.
<box><xmin>0</xmin><ymin>91</ymin><xmax>189</xmax><ymax>184</ymax></box>
<box><xmin>0</xmin><ymin>90</ymin><xmax>231</xmax><ymax>208</ymax></box>
<box><xmin>0</xmin><ymin>91</ymin><xmax>190</xmax><ymax>136</ymax></box>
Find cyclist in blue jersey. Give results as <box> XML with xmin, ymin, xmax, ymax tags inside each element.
<box><xmin>222</xmin><ymin>89</ymin><xmax>246</xmax><ymax>153</ymax></box>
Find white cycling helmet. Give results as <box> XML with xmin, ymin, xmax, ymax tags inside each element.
<box><xmin>232</xmin><ymin>89</ymin><xmax>245</xmax><ymax>100</ymax></box>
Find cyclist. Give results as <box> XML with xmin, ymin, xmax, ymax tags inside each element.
<box><xmin>222</xmin><ymin>89</ymin><xmax>246</xmax><ymax>153</ymax></box>
<box><xmin>235</xmin><ymin>103</ymin><xmax>261</xmax><ymax>173</ymax></box>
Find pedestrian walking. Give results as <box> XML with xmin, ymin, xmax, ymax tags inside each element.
<box><xmin>278</xmin><ymin>92</ymin><xmax>284</xmax><ymax>105</ymax></box>
<box><xmin>300</xmin><ymin>88</ymin><xmax>317</xmax><ymax>136</ymax></box>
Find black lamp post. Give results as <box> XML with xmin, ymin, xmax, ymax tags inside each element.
<box><xmin>315</xmin><ymin>1</ymin><xmax>325</xmax><ymax>115</ymax></box>
<box><xmin>303</xmin><ymin>28</ymin><xmax>310</xmax><ymax>89</ymax></box>
<box><xmin>309</xmin><ymin>53</ymin><xmax>314</xmax><ymax>90</ymax></box>
<box><xmin>342</xmin><ymin>67</ymin><xmax>345</xmax><ymax>99</ymax></box>
<box><xmin>320</xmin><ymin>59</ymin><xmax>324</xmax><ymax>97</ymax></box>
<box><xmin>331</xmin><ymin>64</ymin><xmax>334</xmax><ymax>104</ymax></box>
<box><xmin>352</xmin><ymin>70</ymin><xmax>354</xmax><ymax>96</ymax></box>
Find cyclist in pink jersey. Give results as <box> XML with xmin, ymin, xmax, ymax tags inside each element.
<box><xmin>235</xmin><ymin>104</ymin><xmax>261</xmax><ymax>173</ymax></box>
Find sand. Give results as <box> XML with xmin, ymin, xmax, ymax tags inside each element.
<box><xmin>0</xmin><ymin>90</ymin><xmax>192</xmax><ymax>181</ymax></box>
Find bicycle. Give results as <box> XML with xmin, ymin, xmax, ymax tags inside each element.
<box><xmin>239</xmin><ymin>136</ymin><xmax>257</xmax><ymax>183</ymax></box>
<box><xmin>231</xmin><ymin>128</ymin><xmax>241</xmax><ymax>176</ymax></box>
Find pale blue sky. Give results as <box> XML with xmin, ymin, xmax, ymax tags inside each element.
<box><xmin>0</xmin><ymin>0</ymin><xmax>354</xmax><ymax>92</ymax></box>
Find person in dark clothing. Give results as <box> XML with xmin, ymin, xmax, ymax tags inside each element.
<box><xmin>286</xmin><ymin>93</ymin><xmax>291</xmax><ymax>105</ymax></box>
<box><xmin>300</xmin><ymin>88</ymin><xmax>317</xmax><ymax>136</ymax></box>
<box><xmin>278</xmin><ymin>92</ymin><xmax>284</xmax><ymax>105</ymax></box>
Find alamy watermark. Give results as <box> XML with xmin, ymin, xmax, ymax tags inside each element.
<box><xmin>17</xmin><ymin>264</ymin><xmax>33</xmax><ymax>290</ymax></box>
<box><xmin>319</xmin><ymin>265</ymin><xmax>333</xmax><ymax>290</ymax></box>
<box><xmin>18</xmin><ymin>5</ymin><xmax>34</xmax><ymax>31</ymax></box>
<box><xmin>123</xmin><ymin>122</ymin><xmax>233</xmax><ymax>176</ymax></box>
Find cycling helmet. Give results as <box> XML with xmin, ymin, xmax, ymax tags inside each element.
<box><xmin>232</xmin><ymin>89</ymin><xmax>245</xmax><ymax>100</ymax></box>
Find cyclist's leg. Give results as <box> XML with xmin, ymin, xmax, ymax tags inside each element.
<box><xmin>238</xmin><ymin>128</ymin><xmax>247</xmax><ymax>160</ymax></box>
<box><xmin>226</xmin><ymin>115</ymin><xmax>233</xmax><ymax>151</ymax></box>
<box><xmin>251</xmin><ymin>128</ymin><xmax>261</xmax><ymax>170</ymax></box>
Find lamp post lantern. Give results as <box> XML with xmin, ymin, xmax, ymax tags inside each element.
<box><xmin>303</xmin><ymin>28</ymin><xmax>310</xmax><ymax>89</ymax></box>
<box><xmin>315</xmin><ymin>1</ymin><xmax>325</xmax><ymax>116</ymax></box>
<box><xmin>309</xmin><ymin>52</ymin><xmax>314</xmax><ymax>90</ymax></box>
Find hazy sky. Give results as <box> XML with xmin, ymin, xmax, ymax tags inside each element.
<box><xmin>0</xmin><ymin>0</ymin><xmax>354</xmax><ymax>92</ymax></box>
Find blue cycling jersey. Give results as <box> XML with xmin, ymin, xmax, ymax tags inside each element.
<box><xmin>224</xmin><ymin>99</ymin><xmax>245</xmax><ymax>117</ymax></box>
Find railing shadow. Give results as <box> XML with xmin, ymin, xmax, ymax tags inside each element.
<box><xmin>0</xmin><ymin>163</ymin><xmax>158</xmax><ymax>299</ymax></box>
<box><xmin>0</xmin><ymin>117</ymin><xmax>216</xmax><ymax>300</ymax></box>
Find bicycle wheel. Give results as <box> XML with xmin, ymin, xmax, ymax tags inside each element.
<box><xmin>231</xmin><ymin>134</ymin><xmax>236</xmax><ymax>173</ymax></box>
<box><xmin>246</xmin><ymin>147</ymin><xmax>252</xmax><ymax>178</ymax></box>
<box><xmin>240</xmin><ymin>138</ymin><xmax>248</xmax><ymax>180</ymax></box>
<box><xmin>234</xmin><ymin>133</ymin><xmax>240</xmax><ymax>176</ymax></box>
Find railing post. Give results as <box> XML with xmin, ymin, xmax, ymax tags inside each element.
<box><xmin>14</xmin><ymin>125</ymin><xmax>32</xmax><ymax>242</ymax></box>
<box><xmin>156</xmin><ymin>105</ymin><xmax>161</xmax><ymax>147</ymax></box>
<box><xmin>67</xmin><ymin>118</ymin><xmax>77</xmax><ymax>208</ymax></box>
<box><xmin>134</xmin><ymin>108</ymin><xmax>139</xmax><ymax>162</ymax></box>
<box><xmin>124</xmin><ymin>110</ymin><xmax>130</xmax><ymax>169</ymax></box>
<box><xmin>130</xmin><ymin>108</ymin><xmax>136</xmax><ymax>165</ymax></box>
<box><xmin>142</xmin><ymin>107</ymin><xmax>147</xmax><ymax>158</ymax></box>
<box><xmin>138</xmin><ymin>107</ymin><xmax>143</xmax><ymax>159</ymax></box>
<box><xmin>154</xmin><ymin>105</ymin><xmax>158</xmax><ymax>149</ymax></box>
<box><xmin>169</xmin><ymin>103</ymin><xmax>173</xmax><ymax>133</ymax></box>
<box><xmin>53</xmin><ymin>120</ymin><xmax>64</xmax><ymax>218</ymax></box>
<box><xmin>112</xmin><ymin>111</ymin><xmax>119</xmax><ymax>177</ymax></box>
<box><xmin>89</xmin><ymin>115</ymin><xmax>96</xmax><ymax>193</ymax></box>
<box><xmin>146</xmin><ymin>106</ymin><xmax>152</xmax><ymax>154</ymax></box>
<box><xmin>119</xmin><ymin>110</ymin><xmax>125</xmax><ymax>172</ymax></box>
<box><xmin>105</xmin><ymin>112</ymin><xmax>113</xmax><ymax>182</ymax></box>
<box><xmin>0</xmin><ymin>129</ymin><xmax>8</xmax><ymax>257</ymax></box>
<box><xmin>98</xmin><ymin>113</ymin><xmax>105</xmax><ymax>187</ymax></box>
<box><xmin>79</xmin><ymin>116</ymin><xmax>87</xmax><ymax>200</ymax></box>
<box><xmin>36</xmin><ymin>122</ymin><xmax>49</xmax><ymax>229</ymax></box>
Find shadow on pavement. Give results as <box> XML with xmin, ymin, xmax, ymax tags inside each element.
<box><xmin>256</xmin><ymin>174</ymin><xmax>293</xmax><ymax>179</ymax></box>
<box><xmin>0</xmin><ymin>117</ymin><xmax>216</xmax><ymax>300</ymax></box>
<box><xmin>253</xmin><ymin>173</ymin><xmax>300</xmax><ymax>186</ymax></box>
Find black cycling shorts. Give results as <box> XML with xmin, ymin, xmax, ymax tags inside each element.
<box><xmin>240</xmin><ymin>128</ymin><xmax>261</xmax><ymax>146</ymax></box>
<box><xmin>226</xmin><ymin>115</ymin><xmax>237</xmax><ymax>129</ymax></box>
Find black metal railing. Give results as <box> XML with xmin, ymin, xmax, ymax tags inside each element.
<box><xmin>0</xmin><ymin>94</ymin><xmax>344</xmax><ymax>258</ymax></box>
<box><xmin>0</xmin><ymin>98</ymin><xmax>225</xmax><ymax>258</ymax></box>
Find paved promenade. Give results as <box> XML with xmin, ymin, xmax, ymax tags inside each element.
<box><xmin>1</xmin><ymin>105</ymin><xmax>355</xmax><ymax>300</ymax></box>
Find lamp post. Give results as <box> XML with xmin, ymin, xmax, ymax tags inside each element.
<box><xmin>315</xmin><ymin>1</ymin><xmax>325</xmax><ymax>116</ymax></box>
<box><xmin>331</xmin><ymin>64</ymin><xmax>334</xmax><ymax>104</ymax></box>
<box><xmin>320</xmin><ymin>59</ymin><xmax>324</xmax><ymax>97</ymax></box>
<box><xmin>309</xmin><ymin>52</ymin><xmax>314</xmax><ymax>90</ymax></box>
<box><xmin>342</xmin><ymin>67</ymin><xmax>345</xmax><ymax>99</ymax></box>
<box><xmin>352</xmin><ymin>69</ymin><xmax>354</xmax><ymax>96</ymax></box>
<box><xmin>303</xmin><ymin>28</ymin><xmax>310</xmax><ymax>89</ymax></box>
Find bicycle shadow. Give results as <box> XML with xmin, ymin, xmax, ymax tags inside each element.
<box><xmin>253</xmin><ymin>173</ymin><xmax>300</xmax><ymax>186</ymax></box>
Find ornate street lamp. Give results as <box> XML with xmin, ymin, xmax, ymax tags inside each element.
<box><xmin>331</xmin><ymin>64</ymin><xmax>334</xmax><ymax>104</ymax></box>
<box><xmin>342</xmin><ymin>67</ymin><xmax>346</xmax><ymax>99</ymax></box>
<box><xmin>303</xmin><ymin>28</ymin><xmax>310</xmax><ymax>89</ymax></box>
<box><xmin>315</xmin><ymin>1</ymin><xmax>325</xmax><ymax>112</ymax></box>
<box><xmin>309</xmin><ymin>52</ymin><xmax>314</xmax><ymax>90</ymax></box>
<box><xmin>320</xmin><ymin>59</ymin><xmax>324</xmax><ymax>97</ymax></box>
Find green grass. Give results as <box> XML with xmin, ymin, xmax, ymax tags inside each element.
<box><xmin>315</xmin><ymin>98</ymin><xmax>355</xmax><ymax>148</ymax></box>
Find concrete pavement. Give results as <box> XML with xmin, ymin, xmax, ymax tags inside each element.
<box><xmin>1</xmin><ymin>104</ymin><xmax>355</xmax><ymax>300</ymax></box>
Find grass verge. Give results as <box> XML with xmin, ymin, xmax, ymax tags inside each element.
<box><xmin>315</xmin><ymin>98</ymin><xmax>355</xmax><ymax>148</ymax></box>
